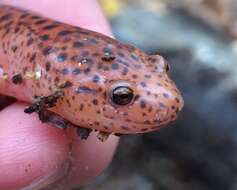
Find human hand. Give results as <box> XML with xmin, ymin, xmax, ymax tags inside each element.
<box><xmin>0</xmin><ymin>0</ymin><xmax>119</xmax><ymax>189</ymax></box>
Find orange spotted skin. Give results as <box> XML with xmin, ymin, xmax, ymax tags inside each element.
<box><xmin>0</xmin><ymin>5</ymin><xmax>183</xmax><ymax>134</ymax></box>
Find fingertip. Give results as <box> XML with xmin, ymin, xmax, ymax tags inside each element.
<box><xmin>68</xmin><ymin>132</ymin><xmax>119</xmax><ymax>187</ymax></box>
<box><xmin>0</xmin><ymin>103</ymin><xmax>71</xmax><ymax>189</ymax></box>
<box><xmin>0</xmin><ymin>103</ymin><xmax>119</xmax><ymax>189</ymax></box>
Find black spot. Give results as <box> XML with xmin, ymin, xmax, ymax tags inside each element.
<box><xmin>121</xmin><ymin>67</ymin><xmax>128</xmax><ymax>76</ymax></box>
<box><xmin>148</xmin><ymin>57</ymin><xmax>157</xmax><ymax>63</ymax></box>
<box><xmin>75</xmin><ymin>29</ymin><xmax>89</xmax><ymax>35</ymax></box>
<box><xmin>48</xmin><ymin>77</ymin><xmax>52</xmax><ymax>83</ymax></box>
<box><xmin>42</xmin><ymin>47</ymin><xmax>53</xmax><ymax>55</ymax></box>
<box><xmin>118</xmin><ymin>52</ymin><xmax>125</xmax><ymax>57</ymax></box>
<box><xmin>93</xmin><ymin>52</ymin><xmax>100</xmax><ymax>57</ymax></box>
<box><xmin>0</xmin><ymin>14</ymin><xmax>11</xmax><ymax>22</ymax></box>
<box><xmin>175</xmin><ymin>98</ymin><xmax>180</xmax><ymax>103</ymax></box>
<box><xmin>140</xmin><ymin>100</ymin><xmax>146</xmax><ymax>109</ymax></box>
<box><xmin>57</xmin><ymin>53</ymin><xmax>67</xmax><ymax>62</ymax></box>
<box><xmin>148</xmin><ymin>106</ymin><xmax>153</xmax><ymax>112</ymax></box>
<box><xmin>30</xmin><ymin>16</ymin><xmax>41</xmax><ymax>20</ymax></box>
<box><xmin>12</xmin><ymin>74</ymin><xmax>23</xmax><ymax>85</ymax></box>
<box><xmin>84</xmin><ymin>68</ymin><xmax>91</xmax><ymax>74</ymax></box>
<box><xmin>131</xmin><ymin>54</ymin><xmax>138</xmax><ymax>61</ymax></box>
<box><xmin>14</xmin><ymin>27</ymin><xmax>20</xmax><ymax>34</ymax></box>
<box><xmin>147</xmin><ymin>91</ymin><xmax>151</xmax><ymax>96</ymax></box>
<box><xmin>171</xmin><ymin>105</ymin><xmax>176</xmax><ymax>110</ymax></box>
<box><xmin>75</xmin><ymin>86</ymin><xmax>96</xmax><ymax>94</ymax></box>
<box><xmin>73</xmin><ymin>41</ymin><xmax>84</xmax><ymax>48</ymax></box>
<box><xmin>80</xmin><ymin>104</ymin><xmax>84</xmax><ymax>111</ymax></box>
<box><xmin>134</xmin><ymin>95</ymin><xmax>140</xmax><ymax>101</ymax></box>
<box><xmin>42</xmin><ymin>24</ymin><xmax>59</xmax><ymax>30</ymax></box>
<box><xmin>72</xmin><ymin>68</ymin><xmax>81</xmax><ymax>75</ymax></box>
<box><xmin>144</xmin><ymin>120</ymin><xmax>151</xmax><ymax>124</ymax></box>
<box><xmin>61</xmin><ymin>46</ymin><xmax>67</xmax><ymax>51</ymax></box>
<box><xmin>89</xmin><ymin>38</ymin><xmax>98</xmax><ymax>44</ymax></box>
<box><xmin>61</xmin><ymin>68</ymin><xmax>69</xmax><ymax>75</ymax></box>
<box><xmin>1</xmin><ymin>28</ymin><xmax>10</xmax><ymax>39</ymax></box>
<box><xmin>71</xmin><ymin>55</ymin><xmax>81</xmax><ymax>63</ymax></box>
<box><xmin>11</xmin><ymin>46</ymin><xmax>18</xmax><ymax>52</ymax></box>
<box><xmin>19</xmin><ymin>13</ymin><xmax>29</xmax><ymax>19</ymax></box>
<box><xmin>94</xmin><ymin>121</ymin><xmax>100</xmax><ymax>125</ymax></box>
<box><xmin>92</xmin><ymin>99</ymin><xmax>98</xmax><ymax>105</ymax></box>
<box><xmin>29</xmin><ymin>53</ymin><xmax>37</xmax><ymax>63</ymax></box>
<box><xmin>27</xmin><ymin>38</ymin><xmax>34</xmax><ymax>46</ymax></box>
<box><xmin>102</xmin><ymin>66</ymin><xmax>109</xmax><ymax>71</ymax></box>
<box><xmin>145</xmin><ymin>74</ymin><xmax>151</xmax><ymax>79</ymax></box>
<box><xmin>35</xmin><ymin>19</ymin><xmax>47</xmax><ymax>25</ymax></box>
<box><xmin>117</xmin><ymin>59</ymin><xmax>129</xmax><ymax>67</ymax></box>
<box><xmin>125</xmin><ymin>45</ymin><xmax>135</xmax><ymax>52</ymax></box>
<box><xmin>103</xmin><ymin>126</ymin><xmax>109</xmax><ymax>130</ymax></box>
<box><xmin>123</xmin><ymin>112</ymin><xmax>128</xmax><ymax>116</ymax></box>
<box><xmin>45</xmin><ymin>62</ymin><xmax>51</xmax><ymax>71</ymax></box>
<box><xmin>92</xmin><ymin>75</ymin><xmax>100</xmax><ymax>83</ymax></box>
<box><xmin>58</xmin><ymin>30</ymin><xmax>72</xmax><ymax>36</ymax></box>
<box><xmin>140</xmin><ymin>82</ymin><xmax>146</xmax><ymax>88</ymax></box>
<box><xmin>39</xmin><ymin>34</ymin><xmax>49</xmax><ymax>41</ymax></box>
<box><xmin>163</xmin><ymin>93</ymin><xmax>169</xmax><ymax>98</ymax></box>
<box><xmin>54</xmin><ymin>77</ymin><xmax>60</xmax><ymax>84</ymax></box>
<box><xmin>36</xmin><ymin>82</ymin><xmax>40</xmax><ymax>88</ymax></box>
<box><xmin>132</xmin><ymin>74</ymin><xmax>138</xmax><ymax>79</ymax></box>
<box><xmin>81</xmin><ymin>51</ymin><xmax>89</xmax><ymax>57</ymax></box>
<box><xmin>159</xmin><ymin>102</ymin><xmax>166</xmax><ymax>108</ymax></box>
<box><xmin>111</xmin><ymin>63</ymin><xmax>119</xmax><ymax>70</ymax></box>
<box><xmin>121</xmin><ymin>126</ymin><xmax>129</xmax><ymax>131</ymax></box>
<box><xmin>134</xmin><ymin>64</ymin><xmax>142</xmax><ymax>69</ymax></box>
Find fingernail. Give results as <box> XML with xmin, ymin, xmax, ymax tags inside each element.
<box><xmin>21</xmin><ymin>159</ymin><xmax>72</xmax><ymax>190</ymax></box>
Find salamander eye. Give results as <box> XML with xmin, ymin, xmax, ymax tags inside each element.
<box><xmin>110</xmin><ymin>86</ymin><xmax>134</xmax><ymax>105</ymax></box>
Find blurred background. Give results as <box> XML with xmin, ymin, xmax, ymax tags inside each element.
<box><xmin>79</xmin><ymin>0</ymin><xmax>237</xmax><ymax>189</ymax></box>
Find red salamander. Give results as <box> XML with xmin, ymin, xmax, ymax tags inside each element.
<box><xmin>0</xmin><ymin>5</ymin><xmax>183</xmax><ymax>140</ymax></box>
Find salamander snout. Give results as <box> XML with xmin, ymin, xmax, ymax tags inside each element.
<box><xmin>135</xmin><ymin>76</ymin><xmax>184</xmax><ymax>129</ymax></box>
<box><xmin>102</xmin><ymin>54</ymin><xmax>183</xmax><ymax>134</ymax></box>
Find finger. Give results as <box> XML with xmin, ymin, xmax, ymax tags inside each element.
<box><xmin>0</xmin><ymin>103</ymin><xmax>71</xmax><ymax>190</ymax></box>
<box><xmin>65</xmin><ymin>131</ymin><xmax>118</xmax><ymax>187</ymax></box>
<box><xmin>1</xmin><ymin>0</ymin><xmax>111</xmax><ymax>34</ymax></box>
<box><xmin>0</xmin><ymin>0</ymin><xmax>119</xmax><ymax>189</ymax></box>
<box><xmin>0</xmin><ymin>103</ymin><xmax>118</xmax><ymax>189</ymax></box>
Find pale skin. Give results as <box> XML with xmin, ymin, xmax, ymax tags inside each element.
<box><xmin>0</xmin><ymin>0</ymin><xmax>119</xmax><ymax>189</ymax></box>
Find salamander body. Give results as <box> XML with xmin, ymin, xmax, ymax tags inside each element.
<box><xmin>0</xmin><ymin>5</ymin><xmax>183</xmax><ymax>138</ymax></box>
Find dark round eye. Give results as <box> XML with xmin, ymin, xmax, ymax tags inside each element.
<box><xmin>110</xmin><ymin>86</ymin><xmax>134</xmax><ymax>105</ymax></box>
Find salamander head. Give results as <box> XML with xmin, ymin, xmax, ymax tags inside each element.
<box><xmin>54</xmin><ymin>35</ymin><xmax>183</xmax><ymax>134</ymax></box>
<box><xmin>93</xmin><ymin>49</ymin><xmax>184</xmax><ymax>134</ymax></box>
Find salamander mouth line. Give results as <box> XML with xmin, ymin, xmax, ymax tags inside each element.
<box><xmin>102</xmin><ymin>107</ymin><xmax>171</xmax><ymax>126</ymax></box>
<box><xmin>102</xmin><ymin>115</ymin><xmax>169</xmax><ymax>127</ymax></box>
